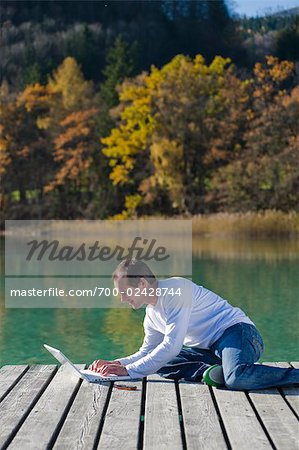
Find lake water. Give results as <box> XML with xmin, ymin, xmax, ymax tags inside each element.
<box><xmin>0</xmin><ymin>236</ymin><xmax>298</xmax><ymax>365</ymax></box>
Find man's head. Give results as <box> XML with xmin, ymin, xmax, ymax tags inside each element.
<box><xmin>113</xmin><ymin>258</ymin><xmax>158</xmax><ymax>309</ymax></box>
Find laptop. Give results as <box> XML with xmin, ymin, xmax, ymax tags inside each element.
<box><xmin>44</xmin><ymin>344</ymin><xmax>133</xmax><ymax>383</ymax></box>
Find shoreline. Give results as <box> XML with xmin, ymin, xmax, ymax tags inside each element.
<box><xmin>1</xmin><ymin>211</ymin><xmax>298</xmax><ymax>237</ymax></box>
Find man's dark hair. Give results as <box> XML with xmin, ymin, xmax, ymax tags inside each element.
<box><xmin>112</xmin><ymin>258</ymin><xmax>157</xmax><ymax>287</ymax></box>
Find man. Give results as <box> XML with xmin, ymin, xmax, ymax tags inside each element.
<box><xmin>90</xmin><ymin>259</ymin><xmax>299</xmax><ymax>389</ymax></box>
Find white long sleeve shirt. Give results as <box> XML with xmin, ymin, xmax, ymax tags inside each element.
<box><xmin>118</xmin><ymin>277</ymin><xmax>254</xmax><ymax>378</ymax></box>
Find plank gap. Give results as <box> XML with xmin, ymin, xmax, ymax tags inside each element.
<box><xmin>277</xmin><ymin>387</ymin><xmax>299</xmax><ymax>421</ymax></box>
<box><xmin>0</xmin><ymin>365</ymin><xmax>29</xmax><ymax>404</ymax></box>
<box><xmin>175</xmin><ymin>381</ymin><xmax>187</xmax><ymax>450</ymax></box>
<box><xmin>209</xmin><ymin>386</ymin><xmax>232</xmax><ymax>450</ymax></box>
<box><xmin>137</xmin><ymin>377</ymin><xmax>147</xmax><ymax>450</ymax></box>
<box><xmin>46</xmin><ymin>377</ymin><xmax>84</xmax><ymax>450</ymax></box>
<box><xmin>1</xmin><ymin>366</ymin><xmax>58</xmax><ymax>450</ymax></box>
<box><xmin>245</xmin><ymin>391</ymin><xmax>277</xmax><ymax>450</ymax></box>
<box><xmin>92</xmin><ymin>382</ymin><xmax>114</xmax><ymax>450</ymax></box>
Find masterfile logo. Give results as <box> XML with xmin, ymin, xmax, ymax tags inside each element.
<box><xmin>5</xmin><ymin>220</ymin><xmax>192</xmax><ymax>308</ymax></box>
<box><xmin>26</xmin><ymin>237</ymin><xmax>170</xmax><ymax>262</ymax></box>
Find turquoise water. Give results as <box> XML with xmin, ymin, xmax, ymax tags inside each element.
<box><xmin>0</xmin><ymin>237</ymin><xmax>298</xmax><ymax>365</ymax></box>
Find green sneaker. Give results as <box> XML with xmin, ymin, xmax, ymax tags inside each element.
<box><xmin>202</xmin><ymin>365</ymin><xmax>225</xmax><ymax>388</ymax></box>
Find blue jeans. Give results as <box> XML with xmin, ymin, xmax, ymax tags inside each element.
<box><xmin>157</xmin><ymin>323</ymin><xmax>299</xmax><ymax>390</ymax></box>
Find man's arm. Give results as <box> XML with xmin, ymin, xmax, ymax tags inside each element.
<box><xmin>90</xmin><ymin>315</ymin><xmax>163</xmax><ymax>373</ymax></box>
<box><xmin>117</xmin><ymin>316</ymin><xmax>164</xmax><ymax>365</ymax></box>
<box><xmin>125</xmin><ymin>289</ymin><xmax>192</xmax><ymax>378</ymax></box>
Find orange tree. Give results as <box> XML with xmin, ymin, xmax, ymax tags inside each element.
<box><xmin>0</xmin><ymin>82</ymin><xmax>56</xmax><ymax>220</ymax></box>
<box><xmin>209</xmin><ymin>57</ymin><xmax>298</xmax><ymax>211</ymax></box>
<box><xmin>15</xmin><ymin>57</ymin><xmax>111</xmax><ymax>218</ymax></box>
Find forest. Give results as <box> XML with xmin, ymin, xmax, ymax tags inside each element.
<box><xmin>0</xmin><ymin>0</ymin><xmax>298</xmax><ymax>223</ymax></box>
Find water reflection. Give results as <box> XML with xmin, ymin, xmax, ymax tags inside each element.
<box><xmin>102</xmin><ymin>308</ymin><xmax>144</xmax><ymax>355</ymax></box>
<box><xmin>0</xmin><ymin>237</ymin><xmax>298</xmax><ymax>364</ymax></box>
<box><xmin>193</xmin><ymin>256</ymin><xmax>299</xmax><ymax>360</ymax></box>
<box><xmin>192</xmin><ymin>237</ymin><xmax>299</xmax><ymax>260</ymax></box>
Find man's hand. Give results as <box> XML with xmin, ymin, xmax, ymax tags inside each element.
<box><xmin>99</xmin><ymin>363</ymin><xmax>128</xmax><ymax>377</ymax></box>
<box><xmin>89</xmin><ymin>359</ymin><xmax>121</xmax><ymax>373</ymax></box>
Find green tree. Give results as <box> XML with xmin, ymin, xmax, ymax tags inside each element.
<box><xmin>275</xmin><ymin>18</ymin><xmax>299</xmax><ymax>62</ymax></box>
<box><xmin>65</xmin><ymin>24</ymin><xmax>99</xmax><ymax>80</ymax></box>
<box><xmin>100</xmin><ymin>36</ymin><xmax>137</xmax><ymax>109</ymax></box>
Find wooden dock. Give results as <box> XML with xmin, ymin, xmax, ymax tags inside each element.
<box><xmin>0</xmin><ymin>362</ymin><xmax>298</xmax><ymax>449</ymax></box>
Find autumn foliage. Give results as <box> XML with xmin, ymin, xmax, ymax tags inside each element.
<box><xmin>0</xmin><ymin>53</ymin><xmax>298</xmax><ymax>222</ymax></box>
<box><xmin>102</xmin><ymin>55</ymin><xmax>298</xmax><ymax>216</ymax></box>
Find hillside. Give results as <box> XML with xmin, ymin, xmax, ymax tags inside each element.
<box><xmin>237</xmin><ymin>7</ymin><xmax>299</xmax><ymax>63</ymax></box>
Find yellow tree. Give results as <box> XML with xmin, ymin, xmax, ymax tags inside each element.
<box><xmin>102</xmin><ymin>73</ymin><xmax>156</xmax><ymax>185</ymax></box>
<box><xmin>48</xmin><ymin>56</ymin><xmax>92</xmax><ymax>110</ymax></box>
<box><xmin>102</xmin><ymin>54</ymin><xmax>249</xmax><ymax>215</ymax></box>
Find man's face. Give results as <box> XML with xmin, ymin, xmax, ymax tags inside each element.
<box><xmin>114</xmin><ymin>276</ymin><xmax>151</xmax><ymax>309</ymax></box>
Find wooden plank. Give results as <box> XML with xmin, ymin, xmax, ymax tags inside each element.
<box><xmin>8</xmin><ymin>364</ymin><xmax>85</xmax><ymax>450</ymax></box>
<box><xmin>0</xmin><ymin>365</ymin><xmax>56</xmax><ymax>448</ymax></box>
<box><xmin>53</xmin><ymin>381</ymin><xmax>111</xmax><ymax>450</ymax></box>
<box><xmin>97</xmin><ymin>381</ymin><xmax>143</xmax><ymax>449</ymax></box>
<box><xmin>0</xmin><ymin>365</ymin><xmax>28</xmax><ymax>402</ymax></box>
<box><xmin>212</xmin><ymin>386</ymin><xmax>271</xmax><ymax>449</ymax></box>
<box><xmin>179</xmin><ymin>381</ymin><xmax>227</xmax><ymax>450</ymax></box>
<box><xmin>248</xmin><ymin>362</ymin><xmax>299</xmax><ymax>449</ymax></box>
<box><xmin>143</xmin><ymin>375</ymin><xmax>182</xmax><ymax>450</ymax></box>
<box><xmin>267</xmin><ymin>362</ymin><xmax>299</xmax><ymax>418</ymax></box>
